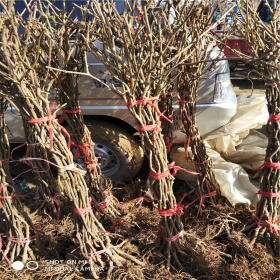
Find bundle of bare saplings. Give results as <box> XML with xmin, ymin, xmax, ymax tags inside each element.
<box><xmin>1</xmin><ymin>0</ymin><xmax>277</xmax><ymax>279</ymax></box>
<box><xmin>0</xmin><ymin>1</ymin><xmax>143</xmax><ymax>278</ymax></box>
<box><xmin>232</xmin><ymin>0</ymin><xmax>280</xmax><ymax>249</ymax></box>
<box><xmin>75</xmin><ymin>0</ymin><xmax>229</xmax><ymax>268</ymax></box>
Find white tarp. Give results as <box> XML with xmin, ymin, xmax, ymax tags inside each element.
<box><xmin>171</xmin><ymin>94</ymin><xmax>268</xmax><ymax>206</ymax></box>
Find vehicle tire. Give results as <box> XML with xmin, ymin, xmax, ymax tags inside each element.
<box><xmin>229</xmin><ymin>61</ymin><xmax>237</xmax><ymax>72</ymax></box>
<box><xmin>85</xmin><ymin>120</ymin><xmax>144</xmax><ymax>181</ymax></box>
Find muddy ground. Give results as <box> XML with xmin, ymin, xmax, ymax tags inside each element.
<box><xmin>0</xmin><ymin>64</ymin><xmax>279</xmax><ymax>280</ymax></box>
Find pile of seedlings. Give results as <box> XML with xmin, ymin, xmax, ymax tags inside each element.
<box><xmin>0</xmin><ymin>0</ymin><xmax>278</xmax><ymax>279</ymax></box>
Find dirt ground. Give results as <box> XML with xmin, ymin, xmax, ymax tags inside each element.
<box><xmin>1</xmin><ymin>64</ymin><xmax>279</xmax><ymax>280</ymax></box>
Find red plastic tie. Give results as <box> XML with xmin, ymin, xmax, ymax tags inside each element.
<box><xmin>268</xmin><ymin>114</ymin><xmax>280</xmax><ymax>123</ymax></box>
<box><xmin>122</xmin><ymin>196</ymin><xmax>154</xmax><ymax>208</ymax></box>
<box><xmin>256</xmin><ymin>161</ymin><xmax>280</xmax><ymax>170</ymax></box>
<box><xmin>82</xmin><ymin>248</ymin><xmax>108</xmax><ymax>259</ymax></box>
<box><xmin>194</xmin><ymin>157</ymin><xmax>211</xmax><ymax>165</ymax></box>
<box><xmin>150</xmin><ymin>168</ymin><xmax>170</xmax><ymax>180</ymax></box>
<box><xmin>16</xmin><ymin>156</ymin><xmax>86</xmax><ymax>175</ymax></box>
<box><xmin>136</xmin><ymin>121</ymin><xmax>161</xmax><ymax>146</ymax></box>
<box><xmin>150</xmin><ymin>161</ymin><xmax>201</xmax><ymax>181</ymax></box>
<box><xmin>184</xmin><ymin>191</ymin><xmax>217</xmax><ymax>217</ymax></box>
<box><xmin>0</xmin><ymin>114</ymin><xmax>4</xmax><ymax>118</ymax></box>
<box><xmin>7</xmin><ymin>235</ymin><xmax>37</xmax><ymax>243</ymax></box>
<box><xmin>168</xmin><ymin>161</ymin><xmax>202</xmax><ymax>176</ymax></box>
<box><xmin>93</xmin><ymin>192</ymin><xmax>116</xmax><ymax>214</ymax></box>
<box><xmin>166</xmin><ymin>136</ymin><xmax>176</xmax><ymax>153</ymax></box>
<box><xmin>110</xmin><ymin>218</ymin><xmax>123</xmax><ymax>229</ymax></box>
<box><xmin>0</xmin><ymin>184</ymin><xmax>17</xmax><ymax>209</ymax></box>
<box><xmin>51</xmin><ymin>193</ymin><xmax>60</xmax><ymax>220</ymax></box>
<box><xmin>256</xmin><ymin>190</ymin><xmax>280</xmax><ymax>197</ymax></box>
<box><xmin>163</xmin><ymin>230</ymin><xmax>183</xmax><ymax>242</ymax></box>
<box><xmin>125</xmin><ymin>96</ymin><xmax>159</xmax><ymax>107</ymax></box>
<box><xmin>0</xmin><ymin>235</ymin><xmax>11</xmax><ymax>266</ymax></box>
<box><xmin>158</xmin><ymin>194</ymin><xmax>188</xmax><ymax>217</ymax></box>
<box><xmin>28</xmin><ymin>102</ymin><xmax>71</xmax><ymax>152</ymax></box>
<box><xmin>130</xmin><ymin>27</ymin><xmax>135</xmax><ymax>38</ymax></box>
<box><xmin>153</xmin><ymin>227</ymin><xmax>183</xmax><ymax>243</ymax></box>
<box><xmin>58</xmin><ymin>108</ymin><xmax>82</xmax><ymax>123</ymax></box>
<box><xmin>71</xmin><ymin>141</ymin><xmax>98</xmax><ymax>172</ymax></box>
<box><xmin>126</xmin><ymin>97</ymin><xmax>172</xmax><ymax>123</ymax></box>
<box><xmin>73</xmin><ymin>197</ymin><xmax>92</xmax><ymax>216</ymax></box>
<box><xmin>265</xmin><ymin>82</ymin><xmax>278</xmax><ymax>87</ymax></box>
<box><xmin>254</xmin><ymin>208</ymin><xmax>280</xmax><ymax>237</ymax></box>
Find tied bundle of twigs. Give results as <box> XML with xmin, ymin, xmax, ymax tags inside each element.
<box><xmin>0</xmin><ymin>2</ymin><xmax>61</xmax><ymax>213</ymax></box>
<box><xmin>234</xmin><ymin>0</ymin><xmax>280</xmax><ymax>246</ymax></box>
<box><xmin>175</xmin><ymin>0</ymin><xmax>232</xmax><ymax>204</ymax></box>
<box><xmin>38</xmin><ymin>0</ymin><xmax>119</xmax><ymax>221</ymax></box>
<box><xmin>0</xmin><ymin>97</ymin><xmax>37</xmax><ymax>265</ymax></box>
<box><xmin>73</xmin><ymin>0</ymin><xmax>223</xmax><ymax>268</ymax></box>
<box><xmin>0</xmin><ymin>2</ymin><xmax>142</xmax><ymax>276</ymax></box>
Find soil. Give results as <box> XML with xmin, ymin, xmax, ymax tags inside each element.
<box><xmin>1</xmin><ymin>64</ymin><xmax>279</xmax><ymax>279</ymax></box>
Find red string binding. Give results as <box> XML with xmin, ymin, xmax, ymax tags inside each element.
<box><xmin>73</xmin><ymin>197</ymin><xmax>92</xmax><ymax>216</ymax></box>
<box><xmin>0</xmin><ymin>114</ymin><xmax>4</xmax><ymax>118</ymax></box>
<box><xmin>150</xmin><ymin>161</ymin><xmax>201</xmax><ymax>181</ymax></box>
<box><xmin>256</xmin><ymin>190</ymin><xmax>280</xmax><ymax>197</ymax></box>
<box><xmin>168</xmin><ymin>161</ymin><xmax>202</xmax><ymax>176</ymax></box>
<box><xmin>71</xmin><ymin>141</ymin><xmax>98</xmax><ymax>172</ymax></box>
<box><xmin>51</xmin><ymin>193</ymin><xmax>60</xmax><ymax>221</ymax></box>
<box><xmin>110</xmin><ymin>218</ymin><xmax>124</xmax><ymax>229</ymax></box>
<box><xmin>0</xmin><ymin>184</ymin><xmax>17</xmax><ymax>209</ymax></box>
<box><xmin>150</xmin><ymin>168</ymin><xmax>170</xmax><ymax>180</ymax></box>
<box><xmin>184</xmin><ymin>191</ymin><xmax>217</xmax><ymax>217</ymax></box>
<box><xmin>256</xmin><ymin>161</ymin><xmax>280</xmax><ymax>170</ymax></box>
<box><xmin>28</xmin><ymin>102</ymin><xmax>71</xmax><ymax>152</ymax></box>
<box><xmin>163</xmin><ymin>230</ymin><xmax>183</xmax><ymax>242</ymax></box>
<box><xmin>268</xmin><ymin>114</ymin><xmax>280</xmax><ymax>123</ymax></box>
<box><xmin>82</xmin><ymin>248</ymin><xmax>108</xmax><ymax>259</ymax></box>
<box><xmin>125</xmin><ymin>96</ymin><xmax>172</xmax><ymax>123</ymax></box>
<box><xmin>154</xmin><ymin>227</ymin><xmax>183</xmax><ymax>243</ymax></box>
<box><xmin>254</xmin><ymin>208</ymin><xmax>280</xmax><ymax>237</ymax></box>
<box><xmin>7</xmin><ymin>235</ymin><xmax>37</xmax><ymax>243</ymax></box>
<box><xmin>93</xmin><ymin>192</ymin><xmax>117</xmax><ymax>213</ymax></box>
<box><xmin>136</xmin><ymin>121</ymin><xmax>161</xmax><ymax>146</ymax></box>
<box><xmin>265</xmin><ymin>82</ymin><xmax>277</xmax><ymax>87</ymax></box>
<box><xmin>58</xmin><ymin>108</ymin><xmax>82</xmax><ymax>123</ymax></box>
<box><xmin>0</xmin><ymin>235</ymin><xmax>12</xmax><ymax>266</ymax></box>
<box><xmin>194</xmin><ymin>157</ymin><xmax>211</xmax><ymax>165</ymax></box>
<box><xmin>121</xmin><ymin>196</ymin><xmax>154</xmax><ymax>208</ymax></box>
<box><xmin>158</xmin><ymin>194</ymin><xmax>188</xmax><ymax>217</ymax></box>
